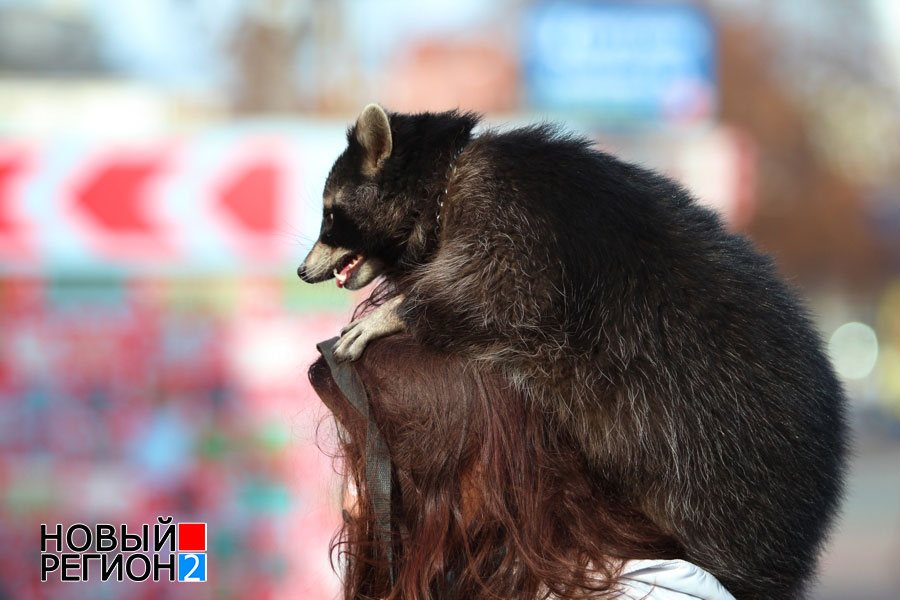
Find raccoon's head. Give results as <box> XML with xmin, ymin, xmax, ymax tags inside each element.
<box><xmin>297</xmin><ymin>104</ymin><xmax>394</xmax><ymax>290</ymax></box>
<box><xmin>298</xmin><ymin>103</ymin><xmax>478</xmax><ymax>290</ymax></box>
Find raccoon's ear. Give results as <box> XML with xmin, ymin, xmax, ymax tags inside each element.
<box><xmin>354</xmin><ymin>103</ymin><xmax>392</xmax><ymax>177</ymax></box>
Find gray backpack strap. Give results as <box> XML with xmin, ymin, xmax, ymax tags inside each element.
<box><xmin>317</xmin><ymin>337</ymin><xmax>395</xmax><ymax>586</ymax></box>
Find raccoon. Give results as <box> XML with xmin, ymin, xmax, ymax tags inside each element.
<box><xmin>298</xmin><ymin>104</ymin><xmax>848</xmax><ymax>599</ymax></box>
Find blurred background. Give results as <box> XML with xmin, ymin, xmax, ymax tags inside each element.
<box><xmin>0</xmin><ymin>0</ymin><xmax>898</xmax><ymax>598</ymax></box>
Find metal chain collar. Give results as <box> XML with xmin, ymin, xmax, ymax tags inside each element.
<box><xmin>436</xmin><ymin>143</ymin><xmax>468</xmax><ymax>230</ymax></box>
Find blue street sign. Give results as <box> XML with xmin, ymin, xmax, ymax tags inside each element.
<box><xmin>523</xmin><ymin>2</ymin><xmax>717</xmax><ymax>125</ymax></box>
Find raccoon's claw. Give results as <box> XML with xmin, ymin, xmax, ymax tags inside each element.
<box><xmin>334</xmin><ymin>326</ymin><xmax>369</xmax><ymax>362</ymax></box>
<box><xmin>334</xmin><ymin>296</ymin><xmax>406</xmax><ymax>362</ymax></box>
<box><xmin>340</xmin><ymin>319</ymin><xmax>361</xmax><ymax>336</ymax></box>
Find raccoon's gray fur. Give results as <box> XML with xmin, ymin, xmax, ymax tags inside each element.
<box><xmin>298</xmin><ymin>104</ymin><xmax>848</xmax><ymax>599</ymax></box>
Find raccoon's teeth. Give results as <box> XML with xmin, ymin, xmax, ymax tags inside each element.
<box><xmin>335</xmin><ymin>270</ymin><xmax>348</xmax><ymax>287</ymax></box>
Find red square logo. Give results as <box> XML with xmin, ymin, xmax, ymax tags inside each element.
<box><xmin>177</xmin><ymin>523</ymin><xmax>206</xmax><ymax>552</ymax></box>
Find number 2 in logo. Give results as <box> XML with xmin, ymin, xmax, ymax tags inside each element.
<box><xmin>177</xmin><ymin>552</ymin><xmax>207</xmax><ymax>582</ymax></box>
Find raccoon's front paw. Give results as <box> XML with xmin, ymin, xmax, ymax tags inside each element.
<box><xmin>334</xmin><ymin>296</ymin><xmax>406</xmax><ymax>361</ymax></box>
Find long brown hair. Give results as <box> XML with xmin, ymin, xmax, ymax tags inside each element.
<box><xmin>309</xmin><ymin>335</ymin><xmax>682</xmax><ymax>600</ymax></box>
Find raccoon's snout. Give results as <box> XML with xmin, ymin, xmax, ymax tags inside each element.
<box><xmin>296</xmin><ymin>264</ymin><xmax>312</xmax><ymax>282</ymax></box>
<box><xmin>299</xmin><ymin>240</ymin><xmax>385</xmax><ymax>289</ymax></box>
<box><xmin>297</xmin><ymin>262</ymin><xmax>329</xmax><ymax>283</ymax></box>
<box><xmin>299</xmin><ymin>240</ymin><xmax>345</xmax><ymax>283</ymax></box>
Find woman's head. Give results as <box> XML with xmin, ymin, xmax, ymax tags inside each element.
<box><xmin>310</xmin><ymin>334</ymin><xmax>681</xmax><ymax>600</ymax></box>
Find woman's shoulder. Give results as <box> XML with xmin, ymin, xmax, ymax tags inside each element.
<box><xmin>614</xmin><ymin>559</ymin><xmax>736</xmax><ymax>600</ymax></box>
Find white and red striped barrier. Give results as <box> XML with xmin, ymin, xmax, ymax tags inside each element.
<box><xmin>0</xmin><ymin>122</ymin><xmax>348</xmax><ymax>273</ymax></box>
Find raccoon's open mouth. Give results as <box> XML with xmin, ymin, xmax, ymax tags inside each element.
<box><xmin>334</xmin><ymin>254</ymin><xmax>365</xmax><ymax>288</ymax></box>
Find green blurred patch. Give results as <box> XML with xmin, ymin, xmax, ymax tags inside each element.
<box><xmin>4</xmin><ymin>472</ymin><xmax>55</xmax><ymax>514</ymax></box>
<box><xmin>255</xmin><ymin>421</ymin><xmax>291</xmax><ymax>452</ymax></box>
<box><xmin>282</xmin><ymin>275</ymin><xmax>350</xmax><ymax>312</ymax></box>
<box><xmin>197</xmin><ymin>429</ymin><xmax>231</xmax><ymax>459</ymax></box>
<box><xmin>45</xmin><ymin>275</ymin><xmax>126</xmax><ymax>309</ymax></box>
<box><xmin>240</xmin><ymin>480</ymin><xmax>292</xmax><ymax>513</ymax></box>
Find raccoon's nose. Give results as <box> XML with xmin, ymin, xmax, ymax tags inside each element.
<box><xmin>297</xmin><ymin>264</ymin><xmax>308</xmax><ymax>281</ymax></box>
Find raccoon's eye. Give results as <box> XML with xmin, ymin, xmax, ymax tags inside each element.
<box><xmin>324</xmin><ymin>210</ymin><xmax>334</xmax><ymax>227</ymax></box>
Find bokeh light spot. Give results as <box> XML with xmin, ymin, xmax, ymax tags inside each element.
<box><xmin>828</xmin><ymin>321</ymin><xmax>879</xmax><ymax>380</ymax></box>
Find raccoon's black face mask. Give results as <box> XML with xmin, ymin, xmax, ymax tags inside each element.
<box><xmin>297</xmin><ymin>104</ymin><xmax>398</xmax><ymax>290</ymax></box>
<box><xmin>299</xmin><ymin>104</ymin><xmax>476</xmax><ymax>291</ymax></box>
